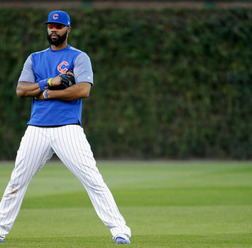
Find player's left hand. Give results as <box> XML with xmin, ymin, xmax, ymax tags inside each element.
<box><xmin>49</xmin><ymin>71</ymin><xmax>75</xmax><ymax>90</ymax></box>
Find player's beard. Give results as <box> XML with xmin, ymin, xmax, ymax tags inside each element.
<box><xmin>47</xmin><ymin>30</ymin><xmax>68</xmax><ymax>47</ymax></box>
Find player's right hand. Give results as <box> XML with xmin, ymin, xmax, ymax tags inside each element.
<box><xmin>50</xmin><ymin>75</ymin><xmax>62</xmax><ymax>87</ymax></box>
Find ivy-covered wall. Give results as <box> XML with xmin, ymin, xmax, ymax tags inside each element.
<box><xmin>0</xmin><ymin>8</ymin><xmax>251</xmax><ymax>159</ymax></box>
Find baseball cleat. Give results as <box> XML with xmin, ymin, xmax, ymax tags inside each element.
<box><xmin>0</xmin><ymin>239</ymin><xmax>5</xmax><ymax>243</ymax></box>
<box><xmin>115</xmin><ymin>237</ymin><xmax>130</xmax><ymax>244</ymax></box>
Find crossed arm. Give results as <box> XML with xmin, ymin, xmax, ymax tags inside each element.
<box><xmin>16</xmin><ymin>76</ymin><xmax>92</xmax><ymax>101</ymax></box>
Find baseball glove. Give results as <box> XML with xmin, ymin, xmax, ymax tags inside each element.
<box><xmin>49</xmin><ymin>72</ymin><xmax>75</xmax><ymax>90</ymax></box>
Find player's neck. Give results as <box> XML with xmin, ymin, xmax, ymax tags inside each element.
<box><xmin>50</xmin><ymin>41</ymin><xmax>69</xmax><ymax>51</ymax></box>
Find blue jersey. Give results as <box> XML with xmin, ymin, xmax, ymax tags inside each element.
<box><xmin>18</xmin><ymin>45</ymin><xmax>93</xmax><ymax>127</ymax></box>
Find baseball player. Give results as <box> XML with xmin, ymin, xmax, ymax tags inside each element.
<box><xmin>0</xmin><ymin>10</ymin><xmax>131</xmax><ymax>244</ymax></box>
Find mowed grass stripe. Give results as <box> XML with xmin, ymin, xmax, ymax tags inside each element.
<box><xmin>11</xmin><ymin>206</ymin><xmax>252</xmax><ymax>238</ymax></box>
<box><xmin>20</xmin><ymin>186</ymin><xmax>252</xmax><ymax>209</ymax></box>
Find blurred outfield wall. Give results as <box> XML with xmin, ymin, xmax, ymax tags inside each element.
<box><xmin>0</xmin><ymin>8</ymin><xmax>251</xmax><ymax>160</ymax></box>
<box><xmin>1</xmin><ymin>0</ymin><xmax>252</xmax><ymax>9</ymax></box>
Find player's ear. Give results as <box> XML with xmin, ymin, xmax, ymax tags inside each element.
<box><xmin>67</xmin><ymin>26</ymin><xmax>71</xmax><ymax>34</ymax></box>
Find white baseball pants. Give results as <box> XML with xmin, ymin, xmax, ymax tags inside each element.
<box><xmin>0</xmin><ymin>125</ymin><xmax>131</xmax><ymax>240</ymax></box>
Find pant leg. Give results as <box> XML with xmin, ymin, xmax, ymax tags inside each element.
<box><xmin>0</xmin><ymin>126</ymin><xmax>53</xmax><ymax>237</ymax></box>
<box><xmin>51</xmin><ymin>125</ymin><xmax>131</xmax><ymax>239</ymax></box>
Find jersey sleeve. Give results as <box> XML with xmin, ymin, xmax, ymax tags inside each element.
<box><xmin>73</xmin><ymin>52</ymin><xmax>93</xmax><ymax>84</ymax></box>
<box><xmin>18</xmin><ymin>55</ymin><xmax>36</xmax><ymax>83</ymax></box>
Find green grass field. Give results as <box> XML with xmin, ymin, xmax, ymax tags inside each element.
<box><xmin>0</xmin><ymin>160</ymin><xmax>251</xmax><ymax>248</ymax></box>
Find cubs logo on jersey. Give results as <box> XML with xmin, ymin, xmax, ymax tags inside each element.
<box><xmin>57</xmin><ymin>61</ymin><xmax>69</xmax><ymax>73</ymax></box>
